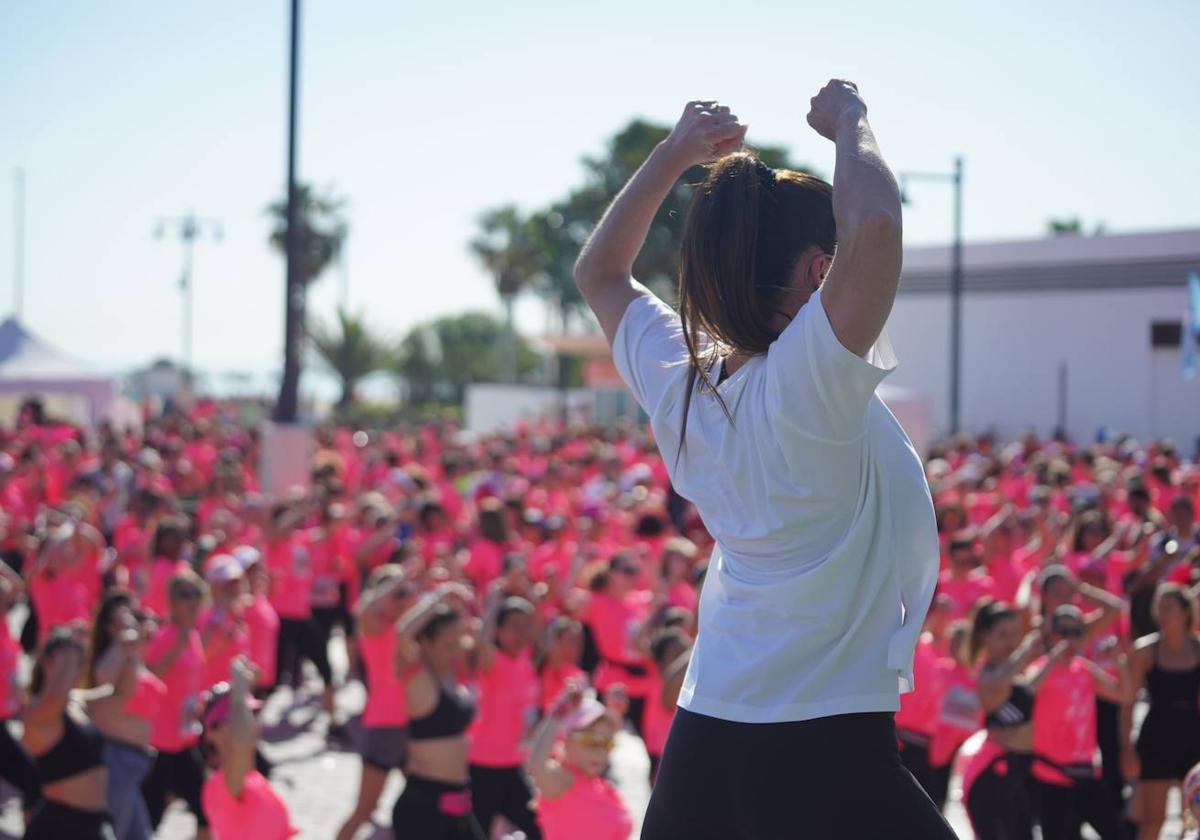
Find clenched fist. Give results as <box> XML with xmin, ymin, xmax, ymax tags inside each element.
<box><xmin>806</xmin><ymin>79</ymin><xmax>867</xmax><ymax>142</ymax></box>
<box><xmin>662</xmin><ymin>100</ymin><xmax>748</xmax><ymax>171</ymax></box>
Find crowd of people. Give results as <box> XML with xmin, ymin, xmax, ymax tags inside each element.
<box><xmin>0</xmin><ymin>395</ymin><xmax>1197</xmax><ymax>839</ymax></box>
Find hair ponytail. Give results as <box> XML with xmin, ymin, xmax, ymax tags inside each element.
<box><xmin>674</xmin><ymin>152</ymin><xmax>834</xmax><ymax>466</ymax></box>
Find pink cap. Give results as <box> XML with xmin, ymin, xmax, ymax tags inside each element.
<box><xmin>201</xmin><ymin>687</ymin><xmax>262</xmax><ymax>730</ymax></box>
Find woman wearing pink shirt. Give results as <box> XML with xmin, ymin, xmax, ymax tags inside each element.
<box><xmin>141</xmin><ymin>571</ymin><xmax>210</xmax><ymax>837</ymax></box>
<box><xmin>468</xmin><ymin>589</ymin><xmax>543</xmax><ymax>839</ymax></box>
<box><xmin>527</xmin><ymin>684</ymin><xmax>633</xmax><ymax>840</ymax></box>
<box><xmin>539</xmin><ymin>617</ymin><xmax>586</xmax><ymax>716</ymax></box>
<box><xmin>464</xmin><ymin>499</ymin><xmax>511</xmax><ymax>593</ymax></box>
<box><xmin>335</xmin><ymin>565</ymin><xmax>415</xmax><ymax>840</ymax></box>
<box><xmin>88</xmin><ymin>589</ymin><xmax>164</xmax><ymax>840</ymax></box>
<box><xmin>198</xmin><ymin>557</ymin><xmax>252</xmax><ymax>692</ymax></box>
<box><xmin>199</xmin><ymin>658</ymin><xmax>297</xmax><ymax>840</ymax></box>
<box><xmin>659</xmin><ymin>538</ymin><xmax>698</xmax><ymax>614</ymax></box>
<box><xmin>584</xmin><ymin>554</ymin><xmax>654</xmax><ymax>742</ymax></box>
<box><xmin>236</xmin><ymin>547</ymin><xmax>280</xmax><ymax>696</ymax></box>
<box><xmin>1029</xmin><ymin>605</ymin><xmax>1127</xmax><ymax>840</ymax></box>
<box><xmin>142</xmin><ymin>517</ymin><xmax>192</xmax><ymax>619</ymax></box>
<box><xmin>265</xmin><ymin>503</ymin><xmax>335</xmax><ymax>719</ymax></box>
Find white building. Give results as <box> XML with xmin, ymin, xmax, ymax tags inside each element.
<box><xmin>888</xmin><ymin>227</ymin><xmax>1200</xmax><ymax>452</ymax></box>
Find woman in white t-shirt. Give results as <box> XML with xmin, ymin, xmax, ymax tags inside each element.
<box><xmin>575</xmin><ymin>81</ymin><xmax>952</xmax><ymax>838</ymax></box>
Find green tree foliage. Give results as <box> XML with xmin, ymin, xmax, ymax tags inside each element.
<box><xmin>267</xmin><ymin>183</ymin><xmax>348</xmax><ymax>285</ymax></box>
<box><xmin>307</xmin><ymin>310</ymin><xmax>389</xmax><ymax>411</ymax></box>
<box><xmin>395</xmin><ymin>312</ymin><xmax>539</xmax><ymax>407</ymax></box>
<box><xmin>473</xmin><ymin>119</ymin><xmax>818</xmax><ymax>310</ymax></box>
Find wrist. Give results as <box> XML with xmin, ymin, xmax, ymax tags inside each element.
<box><xmin>653</xmin><ymin>138</ymin><xmax>692</xmax><ymax>180</ymax></box>
<box><xmin>833</xmin><ymin>106</ymin><xmax>868</xmax><ymax>141</ymax></box>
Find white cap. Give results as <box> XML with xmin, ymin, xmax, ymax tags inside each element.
<box><xmin>206</xmin><ymin>554</ymin><xmax>245</xmax><ymax>585</ymax></box>
<box><xmin>232</xmin><ymin>545</ymin><xmax>262</xmax><ymax>570</ymax></box>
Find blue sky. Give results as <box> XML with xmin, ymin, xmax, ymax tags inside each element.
<box><xmin>1</xmin><ymin>0</ymin><xmax>1197</xmax><ymax>385</ymax></box>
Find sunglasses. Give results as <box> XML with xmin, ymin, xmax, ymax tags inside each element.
<box><xmin>569</xmin><ymin>731</ymin><xmax>616</xmax><ymax>751</ymax></box>
<box><xmin>176</xmin><ymin>589</ymin><xmax>203</xmax><ymax>602</ymax></box>
<box><xmin>615</xmin><ymin>566</ymin><xmax>638</xmax><ymax>577</ymax></box>
<box><xmin>1056</xmin><ymin>625</ymin><xmax>1085</xmax><ymax>639</ymax></box>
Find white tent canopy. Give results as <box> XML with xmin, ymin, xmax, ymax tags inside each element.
<box><xmin>0</xmin><ymin>317</ymin><xmax>117</xmax><ymax>427</ymax></box>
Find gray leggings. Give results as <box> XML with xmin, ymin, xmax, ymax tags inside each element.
<box><xmin>103</xmin><ymin>740</ymin><xmax>153</xmax><ymax>840</ymax></box>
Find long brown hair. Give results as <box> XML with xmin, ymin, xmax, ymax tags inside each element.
<box><xmin>676</xmin><ymin>152</ymin><xmax>835</xmax><ymax>462</ymax></box>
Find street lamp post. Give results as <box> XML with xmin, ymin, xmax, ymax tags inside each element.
<box><xmin>900</xmin><ymin>156</ymin><xmax>964</xmax><ymax>434</ymax></box>
<box><xmin>155</xmin><ymin>212</ymin><xmax>222</xmax><ymax>386</ymax></box>
<box><xmin>275</xmin><ymin>0</ymin><xmax>304</xmax><ymax>423</ymax></box>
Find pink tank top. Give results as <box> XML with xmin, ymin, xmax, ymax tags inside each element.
<box><xmin>1031</xmin><ymin>656</ymin><xmax>1098</xmax><ymax>785</ymax></box>
<box><xmin>468</xmin><ymin>649</ymin><xmax>539</xmax><ymax>767</ymax></box>
<box><xmin>537</xmin><ymin>769</ymin><xmax>633</xmax><ymax>840</ymax></box>
<box><xmin>201</xmin><ymin>770</ymin><xmax>298</xmax><ymax>840</ymax></box>
<box><xmin>359</xmin><ymin>627</ymin><xmax>408</xmax><ymax>728</ymax></box>
<box><xmin>125</xmin><ymin>670</ymin><xmax>167</xmax><ymax>726</ymax></box>
<box><xmin>0</xmin><ymin>626</ymin><xmax>21</xmax><ymax>720</ymax></box>
<box><xmin>145</xmin><ymin>623</ymin><xmax>205</xmax><ymax>752</ymax></box>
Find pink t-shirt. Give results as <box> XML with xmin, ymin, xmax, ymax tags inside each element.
<box><xmin>468</xmin><ymin>649</ymin><xmax>539</xmax><ymax>768</ymax></box>
<box><xmin>245</xmin><ymin>595</ymin><xmax>280</xmax><ymax>688</ymax></box>
<box><xmin>537</xmin><ymin>769</ymin><xmax>633</xmax><ymax>840</ymax></box>
<box><xmin>895</xmin><ymin>634</ymin><xmax>941</xmax><ymax>737</ymax></box>
<box><xmin>145</xmin><ymin>623</ymin><xmax>205</xmax><ymax>752</ymax></box>
<box><xmin>540</xmin><ymin>663</ymin><xmax>585</xmax><ymax>715</ymax></box>
<box><xmin>0</xmin><ymin>625</ymin><xmax>21</xmax><ymax>720</ymax></box>
<box><xmin>586</xmin><ymin>591</ymin><xmax>653</xmax><ymax>698</ymax></box>
<box><xmin>642</xmin><ymin>670</ymin><xmax>675</xmax><ymax>758</ymax></box>
<box><xmin>929</xmin><ymin>659</ymin><xmax>980</xmax><ymax>767</ymax></box>
<box><xmin>144</xmin><ymin>557</ymin><xmax>191</xmax><ymax>618</ymax></box>
<box><xmin>201</xmin><ymin>771</ymin><xmax>298</xmax><ymax>840</ymax></box>
<box><xmin>936</xmin><ymin>570</ymin><xmax>997</xmax><ymax>620</ymax></box>
<box><xmin>464</xmin><ymin>539</ymin><xmax>506</xmax><ymax>593</ymax></box>
<box><xmin>666</xmin><ymin>580</ymin><xmax>697</xmax><ymax>614</ymax></box>
<box><xmin>306</xmin><ymin>529</ymin><xmax>344</xmax><ymax>610</ymax></box>
<box><xmin>125</xmin><ymin>670</ymin><xmax>167</xmax><ymax>726</ymax></box>
<box><xmin>1031</xmin><ymin>656</ymin><xmax>1098</xmax><ymax>785</ymax></box>
<box><xmin>266</xmin><ymin>535</ymin><xmax>313</xmax><ymax>620</ymax></box>
<box><xmin>359</xmin><ymin>627</ymin><xmax>408</xmax><ymax>728</ymax></box>
<box><xmin>199</xmin><ymin>607</ymin><xmax>251</xmax><ymax>690</ymax></box>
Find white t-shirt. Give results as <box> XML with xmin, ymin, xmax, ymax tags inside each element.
<box><xmin>612</xmin><ymin>288</ymin><xmax>939</xmax><ymax>723</ymax></box>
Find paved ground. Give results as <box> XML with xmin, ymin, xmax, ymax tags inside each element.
<box><xmin>0</xmin><ymin>630</ymin><xmax>1183</xmax><ymax>839</ymax></box>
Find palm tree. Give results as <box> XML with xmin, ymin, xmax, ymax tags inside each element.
<box><xmin>267</xmin><ymin>183</ymin><xmax>349</xmax><ymax>420</ymax></box>
<box><xmin>470</xmin><ymin>206</ymin><xmax>539</xmax><ymax>383</ymax></box>
<box><xmin>308</xmin><ymin>310</ymin><xmax>388</xmax><ymax>412</ymax></box>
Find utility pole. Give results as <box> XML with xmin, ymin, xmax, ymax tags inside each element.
<box><xmin>155</xmin><ymin>212</ymin><xmax>222</xmax><ymax>385</ymax></box>
<box><xmin>275</xmin><ymin>0</ymin><xmax>304</xmax><ymax>422</ymax></box>
<box><xmin>900</xmin><ymin>156</ymin><xmax>965</xmax><ymax>434</ymax></box>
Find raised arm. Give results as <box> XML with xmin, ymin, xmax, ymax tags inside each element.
<box><xmin>808</xmin><ymin>80</ymin><xmax>903</xmax><ymax>357</ymax></box>
<box><xmin>221</xmin><ymin>658</ymin><xmax>259</xmax><ymax>799</ymax></box>
<box><xmin>574</xmin><ymin>101</ymin><xmax>747</xmax><ymax>342</ymax></box>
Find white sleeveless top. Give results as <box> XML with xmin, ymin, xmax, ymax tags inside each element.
<box><xmin>612</xmin><ymin>288</ymin><xmax>939</xmax><ymax>723</ymax></box>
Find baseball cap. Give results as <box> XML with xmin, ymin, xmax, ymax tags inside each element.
<box><xmin>205</xmin><ymin>555</ymin><xmax>244</xmax><ymax>586</ymax></box>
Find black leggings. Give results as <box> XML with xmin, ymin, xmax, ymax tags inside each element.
<box><xmin>24</xmin><ymin>800</ymin><xmax>114</xmax><ymax>839</ymax></box>
<box><xmin>141</xmin><ymin>746</ymin><xmax>207</xmax><ymax>829</ymax></box>
<box><xmin>642</xmin><ymin>708</ymin><xmax>956</xmax><ymax>840</ymax></box>
<box><xmin>468</xmin><ymin>764</ymin><xmax>542</xmax><ymax>840</ymax></box>
<box><xmin>897</xmin><ymin>735</ymin><xmax>934</xmax><ymax>803</ymax></box>
<box><xmin>0</xmin><ymin>721</ymin><xmax>39</xmax><ymax>807</ymax></box>
<box><xmin>1034</xmin><ymin>777</ymin><xmax>1120</xmax><ymax>840</ymax></box>
<box><xmin>966</xmin><ymin>754</ymin><xmax>1034</xmax><ymax>840</ymax></box>
<box><xmin>392</xmin><ymin>775</ymin><xmax>486</xmax><ymax>840</ymax></box>
<box><xmin>276</xmin><ymin>616</ymin><xmax>333</xmax><ymax>687</ymax></box>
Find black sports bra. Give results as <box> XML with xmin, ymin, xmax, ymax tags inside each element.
<box><xmin>34</xmin><ymin>712</ymin><xmax>105</xmax><ymax>785</ymax></box>
<box><xmin>985</xmin><ymin>682</ymin><xmax>1035</xmax><ymax>730</ymax></box>
<box><xmin>409</xmin><ymin>681</ymin><xmax>476</xmax><ymax>741</ymax></box>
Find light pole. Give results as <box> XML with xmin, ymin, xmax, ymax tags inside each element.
<box><xmin>900</xmin><ymin>156</ymin><xmax>964</xmax><ymax>434</ymax></box>
<box><xmin>275</xmin><ymin>0</ymin><xmax>304</xmax><ymax>422</ymax></box>
<box><xmin>155</xmin><ymin>212</ymin><xmax>223</xmax><ymax>385</ymax></box>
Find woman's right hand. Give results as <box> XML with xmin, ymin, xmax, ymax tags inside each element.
<box><xmin>662</xmin><ymin>101</ymin><xmax>747</xmax><ymax>171</ymax></box>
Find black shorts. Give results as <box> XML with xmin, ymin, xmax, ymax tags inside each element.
<box><xmin>392</xmin><ymin>775</ymin><xmax>485</xmax><ymax>840</ymax></box>
<box><xmin>24</xmin><ymin>800</ymin><xmax>114</xmax><ymax>840</ymax></box>
<box><xmin>1137</xmin><ymin>715</ymin><xmax>1200</xmax><ymax>781</ymax></box>
<box><xmin>642</xmin><ymin>708</ymin><xmax>957</xmax><ymax>840</ymax></box>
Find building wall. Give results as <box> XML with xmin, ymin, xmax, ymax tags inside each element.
<box><xmin>886</xmin><ymin>285</ymin><xmax>1200</xmax><ymax>449</ymax></box>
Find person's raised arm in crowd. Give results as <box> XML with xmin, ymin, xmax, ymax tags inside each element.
<box><xmin>574</xmin><ymin>101</ymin><xmax>747</xmax><ymax>342</ymax></box>
<box><xmin>808</xmin><ymin>80</ymin><xmax>903</xmax><ymax>356</ymax></box>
